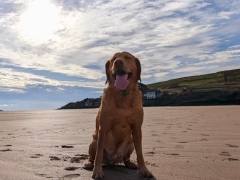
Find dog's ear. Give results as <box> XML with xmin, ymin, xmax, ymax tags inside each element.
<box><xmin>105</xmin><ymin>60</ymin><xmax>110</xmax><ymax>84</ymax></box>
<box><xmin>135</xmin><ymin>58</ymin><xmax>141</xmax><ymax>82</ymax></box>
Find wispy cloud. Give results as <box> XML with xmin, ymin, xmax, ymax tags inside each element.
<box><xmin>0</xmin><ymin>104</ymin><xmax>10</xmax><ymax>107</ymax></box>
<box><xmin>0</xmin><ymin>0</ymin><xmax>240</xmax><ymax>110</ymax></box>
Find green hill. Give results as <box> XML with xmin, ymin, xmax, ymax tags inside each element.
<box><xmin>147</xmin><ymin>69</ymin><xmax>240</xmax><ymax>92</ymax></box>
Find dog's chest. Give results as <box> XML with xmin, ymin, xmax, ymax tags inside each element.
<box><xmin>101</xmin><ymin>104</ymin><xmax>143</xmax><ymax>130</ymax></box>
<box><xmin>109</xmin><ymin>113</ymin><xmax>129</xmax><ymax>126</ymax></box>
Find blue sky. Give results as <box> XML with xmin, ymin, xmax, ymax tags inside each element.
<box><xmin>0</xmin><ymin>0</ymin><xmax>240</xmax><ymax>111</ymax></box>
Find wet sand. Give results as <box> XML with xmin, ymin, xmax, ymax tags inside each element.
<box><xmin>0</xmin><ymin>106</ymin><xmax>240</xmax><ymax>180</ymax></box>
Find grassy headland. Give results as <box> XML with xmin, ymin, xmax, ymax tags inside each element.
<box><xmin>147</xmin><ymin>69</ymin><xmax>240</xmax><ymax>93</ymax></box>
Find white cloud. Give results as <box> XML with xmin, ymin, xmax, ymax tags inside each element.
<box><xmin>154</xmin><ymin>72</ymin><xmax>169</xmax><ymax>78</ymax></box>
<box><xmin>218</xmin><ymin>11</ymin><xmax>239</xmax><ymax>19</ymax></box>
<box><xmin>0</xmin><ymin>104</ymin><xmax>9</xmax><ymax>107</ymax></box>
<box><xmin>0</xmin><ymin>87</ymin><xmax>26</xmax><ymax>93</ymax></box>
<box><xmin>0</xmin><ymin>68</ymin><xmax>60</xmax><ymax>88</ymax></box>
<box><xmin>0</xmin><ymin>68</ymin><xmax>106</xmax><ymax>92</ymax></box>
<box><xmin>57</xmin><ymin>87</ymin><xmax>64</xmax><ymax>91</ymax></box>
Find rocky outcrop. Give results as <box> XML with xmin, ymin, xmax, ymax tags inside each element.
<box><xmin>58</xmin><ymin>98</ymin><xmax>101</xmax><ymax>109</ymax></box>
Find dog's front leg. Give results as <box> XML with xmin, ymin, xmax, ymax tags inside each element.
<box><xmin>132</xmin><ymin>125</ymin><xmax>153</xmax><ymax>178</ymax></box>
<box><xmin>92</xmin><ymin>125</ymin><xmax>106</xmax><ymax>179</ymax></box>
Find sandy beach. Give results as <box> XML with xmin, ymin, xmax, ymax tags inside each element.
<box><xmin>0</xmin><ymin>106</ymin><xmax>240</xmax><ymax>180</ymax></box>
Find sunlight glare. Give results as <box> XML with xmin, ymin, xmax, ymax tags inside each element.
<box><xmin>19</xmin><ymin>0</ymin><xmax>62</xmax><ymax>41</ymax></box>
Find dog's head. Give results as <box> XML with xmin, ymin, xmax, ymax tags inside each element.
<box><xmin>105</xmin><ymin>52</ymin><xmax>141</xmax><ymax>87</ymax></box>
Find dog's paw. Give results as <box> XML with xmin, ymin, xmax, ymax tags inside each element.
<box><xmin>124</xmin><ymin>161</ymin><xmax>138</xmax><ymax>170</ymax></box>
<box><xmin>83</xmin><ymin>162</ymin><xmax>94</xmax><ymax>169</ymax></box>
<box><xmin>139</xmin><ymin>167</ymin><xmax>153</xmax><ymax>178</ymax></box>
<box><xmin>92</xmin><ymin>170</ymin><xmax>105</xmax><ymax>179</ymax></box>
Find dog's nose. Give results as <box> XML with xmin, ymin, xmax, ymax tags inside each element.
<box><xmin>115</xmin><ymin>59</ymin><xmax>123</xmax><ymax>66</ymax></box>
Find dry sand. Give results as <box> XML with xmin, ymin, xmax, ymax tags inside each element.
<box><xmin>0</xmin><ymin>106</ymin><xmax>240</xmax><ymax>180</ymax></box>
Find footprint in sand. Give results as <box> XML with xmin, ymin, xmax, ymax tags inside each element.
<box><xmin>49</xmin><ymin>156</ymin><xmax>61</xmax><ymax>161</ymax></box>
<box><xmin>30</xmin><ymin>156</ymin><xmax>40</xmax><ymax>158</ymax></box>
<box><xmin>74</xmin><ymin>154</ymin><xmax>88</xmax><ymax>158</ymax></box>
<box><xmin>226</xmin><ymin>144</ymin><xmax>239</xmax><ymax>148</ymax></box>
<box><xmin>36</xmin><ymin>174</ymin><xmax>46</xmax><ymax>177</ymax></box>
<box><xmin>36</xmin><ymin>174</ymin><xmax>57</xmax><ymax>179</ymax></box>
<box><xmin>145</xmin><ymin>152</ymin><xmax>155</xmax><ymax>156</ymax></box>
<box><xmin>228</xmin><ymin>158</ymin><xmax>239</xmax><ymax>161</ymax></box>
<box><xmin>219</xmin><ymin>152</ymin><xmax>231</xmax><ymax>156</ymax></box>
<box><xmin>0</xmin><ymin>149</ymin><xmax>12</xmax><ymax>152</ymax></box>
<box><xmin>48</xmin><ymin>154</ymin><xmax>88</xmax><ymax>163</ymax></box>
<box><xmin>200</xmin><ymin>138</ymin><xmax>208</xmax><ymax>141</ymax></box>
<box><xmin>164</xmin><ymin>153</ymin><xmax>179</xmax><ymax>156</ymax></box>
<box><xmin>178</xmin><ymin>141</ymin><xmax>188</xmax><ymax>144</ymax></box>
<box><xmin>31</xmin><ymin>154</ymin><xmax>43</xmax><ymax>158</ymax></box>
<box><xmin>70</xmin><ymin>154</ymin><xmax>89</xmax><ymax>163</ymax></box>
<box><xmin>61</xmin><ymin>145</ymin><xmax>74</xmax><ymax>148</ymax></box>
<box><xmin>60</xmin><ymin>174</ymin><xmax>81</xmax><ymax>179</ymax></box>
<box><xmin>64</xmin><ymin>167</ymin><xmax>80</xmax><ymax>171</ymax></box>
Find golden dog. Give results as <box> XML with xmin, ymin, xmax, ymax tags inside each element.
<box><xmin>84</xmin><ymin>52</ymin><xmax>153</xmax><ymax>179</ymax></box>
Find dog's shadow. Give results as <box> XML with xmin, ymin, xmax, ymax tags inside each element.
<box><xmin>90</xmin><ymin>165</ymin><xmax>156</xmax><ymax>180</ymax></box>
